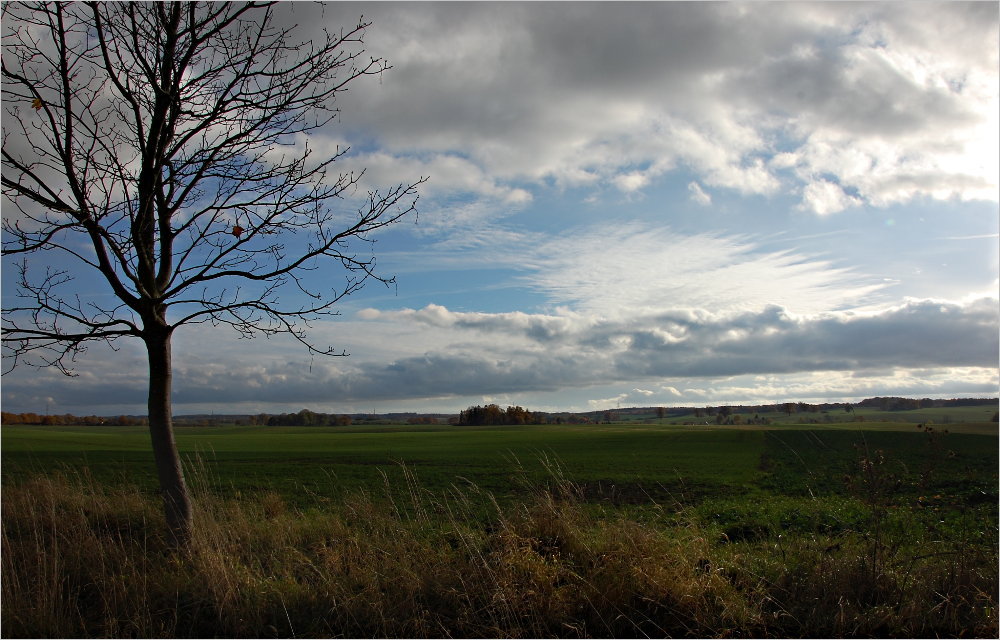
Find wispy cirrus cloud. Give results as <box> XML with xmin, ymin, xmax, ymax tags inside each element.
<box><xmin>376</xmin><ymin>220</ymin><xmax>890</xmax><ymax>318</ymax></box>
<box><xmin>517</xmin><ymin>223</ymin><xmax>886</xmax><ymax>316</ymax></box>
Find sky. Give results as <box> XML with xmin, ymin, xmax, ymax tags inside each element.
<box><xmin>2</xmin><ymin>1</ymin><xmax>998</xmax><ymax>416</ymax></box>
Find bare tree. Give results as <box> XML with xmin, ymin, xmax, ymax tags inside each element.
<box><xmin>2</xmin><ymin>1</ymin><xmax>424</xmax><ymax>544</ymax></box>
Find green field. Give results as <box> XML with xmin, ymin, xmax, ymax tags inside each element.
<box><xmin>3</xmin><ymin>420</ymin><xmax>996</xmax><ymax>490</ymax></box>
<box><xmin>2</xmin><ymin>422</ymin><xmax>760</xmax><ymax>504</ymax></box>
<box><xmin>3</xmin><ymin>420</ymin><xmax>997</xmax><ymax>638</ymax></box>
<box><xmin>3</xmin><ymin>420</ymin><xmax>997</xmax><ymax>522</ymax></box>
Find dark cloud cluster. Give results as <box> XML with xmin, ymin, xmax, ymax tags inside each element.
<box><xmin>609</xmin><ymin>299</ymin><xmax>999</xmax><ymax>378</ymax></box>
<box><xmin>297</xmin><ymin>297</ymin><xmax>1000</xmax><ymax>404</ymax></box>
<box><xmin>3</xmin><ymin>296</ymin><xmax>995</xmax><ymax>414</ymax></box>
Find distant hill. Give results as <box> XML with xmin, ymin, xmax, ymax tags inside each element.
<box><xmin>576</xmin><ymin>398</ymin><xmax>998</xmax><ymax>422</ymax></box>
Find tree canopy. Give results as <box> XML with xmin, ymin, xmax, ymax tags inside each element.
<box><xmin>2</xmin><ymin>1</ymin><xmax>423</xmax><ymax>543</ymax></box>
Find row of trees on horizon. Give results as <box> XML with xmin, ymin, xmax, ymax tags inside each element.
<box><xmin>1</xmin><ymin>412</ymin><xmax>147</xmax><ymax>426</ymax></box>
<box><xmin>3</xmin><ymin>397</ymin><xmax>996</xmax><ymax>428</ymax></box>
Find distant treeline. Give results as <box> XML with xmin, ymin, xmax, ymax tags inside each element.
<box><xmin>261</xmin><ymin>409</ymin><xmax>353</xmax><ymax>427</ymax></box>
<box><xmin>4</xmin><ymin>397</ymin><xmax>995</xmax><ymax>428</ymax></box>
<box><xmin>1</xmin><ymin>412</ymin><xmax>147</xmax><ymax>426</ymax></box>
<box><xmin>607</xmin><ymin>397</ymin><xmax>998</xmax><ymax>419</ymax></box>
<box><xmin>855</xmin><ymin>397</ymin><xmax>998</xmax><ymax>411</ymax></box>
<box><xmin>458</xmin><ymin>404</ymin><xmax>542</xmax><ymax>426</ymax></box>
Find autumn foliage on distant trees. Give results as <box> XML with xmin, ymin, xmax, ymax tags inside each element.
<box><xmin>458</xmin><ymin>404</ymin><xmax>540</xmax><ymax>426</ymax></box>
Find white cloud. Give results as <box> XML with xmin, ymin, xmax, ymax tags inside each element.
<box><xmin>687</xmin><ymin>182</ymin><xmax>712</xmax><ymax>206</ymax></box>
<box><xmin>657</xmin><ymin>367</ymin><xmax>999</xmax><ymax>407</ymax></box>
<box><xmin>800</xmin><ymin>179</ymin><xmax>863</xmax><ymax>216</ymax></box>
<box><xmin>614</xmin><ymin>171</ymin><xmax>650</xmax><ymax>194</ymax></box>
<box><xmin>331</xmin><ymin>1</ymin><xmax>997</xmax><ymax>216</ymax></box>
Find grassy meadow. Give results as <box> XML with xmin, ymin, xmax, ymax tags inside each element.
<box><xmin>2</xmin><ymin>417</ymin><xmax>997</xmax><ymax>637</ymax></box>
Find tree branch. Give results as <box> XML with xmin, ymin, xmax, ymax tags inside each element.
<box><xmin>3</xmin><ymin>1</ymin><xmax>422</xmax><ymax>369</ymax></box>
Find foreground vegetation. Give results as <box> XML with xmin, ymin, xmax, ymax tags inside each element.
<box><xmin>2</xmin><ymin>421</ymin><xmax>997</xmax><ymax>637</ymax></box>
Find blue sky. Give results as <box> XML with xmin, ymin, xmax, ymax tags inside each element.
<box><xmin>2</xmin><ymin>1</ymin><xmax>998</xmax><ymax>416</ymax></box>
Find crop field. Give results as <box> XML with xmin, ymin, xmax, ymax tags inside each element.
<box><xmin>2</xmin><ymin>419</ymin><xmax>997</xmax><ymax>637</ymax></box>
<box><xmin>2</xmin><ymin>419</ymin><xmax>996</xmax><ymax>503</ymax></box>
<box><xmin>3</xmin><ymin>422</ymin><xmax>765</xmax><ymax>502</ymax></box>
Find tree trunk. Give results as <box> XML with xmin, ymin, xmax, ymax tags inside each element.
<box><xmin>144</xmin><ymin>323</ymin><xmax>193</xmax><ymax>545</ymax></box>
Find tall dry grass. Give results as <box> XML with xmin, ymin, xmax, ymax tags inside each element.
<box><xmin>2</xmin><ymin>464</ymin><xmax>996</xmax><ymax>638</ymax></box>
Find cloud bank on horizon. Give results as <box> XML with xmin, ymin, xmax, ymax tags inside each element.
<box><xmin>2</xmin><ymin>1</ymin><xmax>997</xmax><ymax>415</ymax></box>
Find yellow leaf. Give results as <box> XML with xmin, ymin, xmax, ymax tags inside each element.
<box><xmin>31</xmin><ymin>98</ymin><xmax>42</xmax><ymax>110</ymax></box>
